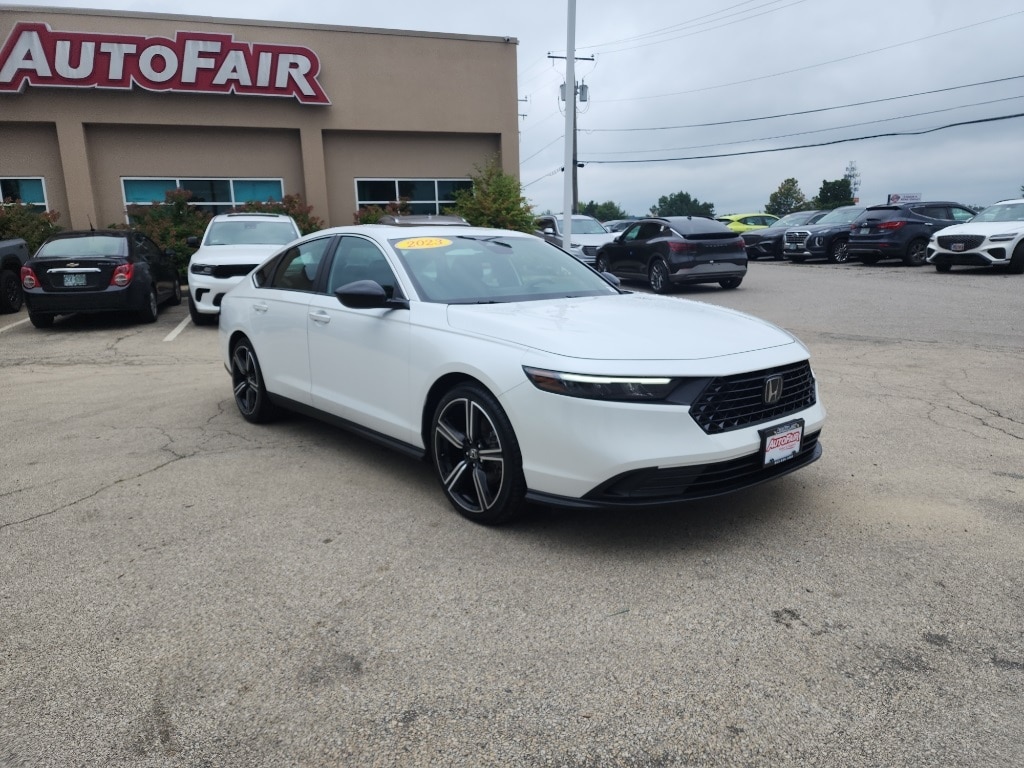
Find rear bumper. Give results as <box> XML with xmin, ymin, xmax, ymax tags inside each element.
<box><xmin>23</xmin><ymin>284</ymin><xmax>141</xmax><ymax>314</ymax></box>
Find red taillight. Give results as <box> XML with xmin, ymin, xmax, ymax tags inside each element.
<box><xmin>878</xmin><ymin>220</ymin><xmax>906</xmax><ymax>231</ymax></box>
<box><xmin>110</xmin><ymin>263</ymin><xmax>134</xmax><ymax>287</ymax></box>
<box><xmin>20</xmin><ymin>265</ymin><xmax>39</xmax><ymax>289</ymax></box>
<box><xmin>668</xmin><ymin>241</ymin><xmax>697</xmax><ymax>254</ymax></box>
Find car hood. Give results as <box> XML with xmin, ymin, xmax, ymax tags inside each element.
<box><xmin>189</xmin><ymin>244</ymin><xmax>282</xmax><ymax>264</ymax></box>
<box><xmin>568</xmin><ymin>233</ymin><xmax>618</xmax><ymax>247</ymax></box>
<box><xmin>937</xmin><ymin>221</ymin><xmax>1024</xmax><ymax>237</ymax></box>
<box><xmin>446</xmin><ymin>293</ymin><xmax>797</xmax><ymax>361</ymax></box>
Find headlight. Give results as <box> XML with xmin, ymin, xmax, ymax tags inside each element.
<box><xmin>988</xmin><ymin>233</ymin><xmax>1020</xmax><ymax>242</ymax></box>
<box><xmin>523</xmin><ymin>367</ymin><xmax>705</xmax><ymax>403</ymax></box>
<box><xmin>190</xmin><ymin>264</ymin><xmax>214</xmax><ymax>275</ymax></box>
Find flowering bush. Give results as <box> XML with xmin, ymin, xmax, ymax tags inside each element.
<box><xmin>0</xmin><ymin>200</ymin><xmax>62</xmax><ymax>252</ymax></box>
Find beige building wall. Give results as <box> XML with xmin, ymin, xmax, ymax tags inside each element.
<box><xmin>0</xmin><ymin>6</ymin><xmax>520</xmax><ymax>228</ymax></box>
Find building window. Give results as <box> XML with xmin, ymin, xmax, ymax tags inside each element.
<box><xmin>1</xmin><ymin>178</ymin><xmax>47</xmax><ymax>213</ymax></box>
<box><xmin>356</xmin><ymin>178</ymin><xmax>472</xmax><ymax>216</ymax></box>
<box><xmin>122</xmin><ymin>178</ymin><xmax>285</xmax><ymax>215</ymax></box>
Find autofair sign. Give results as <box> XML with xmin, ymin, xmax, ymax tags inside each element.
<box><xmin>0</xmin><ymin>22</ymin><xmax>330</xmax><ymax>104</ymax></box>
<box><xmin>887</xmin><ymin>193</ymin><xmax>922</xmax><ymax>204</ymax></box>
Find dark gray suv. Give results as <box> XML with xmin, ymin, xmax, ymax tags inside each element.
<box><xmin>848</xmin><ymin>202</ymin><xmax>976</xmax><ymax>266</ymax></box>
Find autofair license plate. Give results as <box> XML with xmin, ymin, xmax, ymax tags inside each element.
<box><xmin>760</xmin><ymin>420</ymin><xmax>804</xmax><ymax>466</ymax></box>
<box><xmin>63</xmin><ymin>273</ymin><xmax>87</xmax><ymax>287</ymax></box>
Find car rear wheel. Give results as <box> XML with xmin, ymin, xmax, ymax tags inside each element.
<box><xmin>1008</xmin><ymin>242</ymin><xmax>1024</xmax><ymax>275</ymax></box>
<box><xmin>648</xmin><ymin>258</ymin><xmax>671</xmax><ymax>293</ymax></box>
<box><xmin>28</xmin><ymin>310</ymin><xmax>54</xmax><ymax>328</ymax></box>
<box><xmin>0</xmin><ymin>269</ymin><xmax>23</xmax><ymax>313</ymax></box>
<box><xmin>231</xmin><ymin>337</ymin><xmax>279</xmax><ymax>423</ymax></box>
<box><xmin>719</xmin><ymin>277</ymin><xmax>743</xmax><ymax>290</ymax></box>
<box><xmin>902</xmin><ymin>239</ymin><xmax>928</xmax><ymax>266</ymax></box>
<box><xmin>169</xmin><ymin>277</ymin><xmax>182</xmax><ymax>306</ymax></box>
<box><xmin>431</xmin><ymin>383</ymin><xmax>527</xmax><ymax>525</ymax></box>
<box><xmin>827</xmin><ymin>239</ymin><xmax>849</xmax><ymax>263</ymax></box>
<box><xmin>189</xmin><ymin>294</ymin><xmax>217</xmax><ymax>326</ymax></box>
<box><xmin>138</xmin><ymin>286</ymin><xmax>159</xmax><ymax>323</ymax></box>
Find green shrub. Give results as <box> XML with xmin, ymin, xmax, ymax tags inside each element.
<box><xmin>232</xmin><ymin>193</ymin><xmax>325</xmax><ymax>235</ymax></box>
<box><xmin>0</xmin><ymin>200</ymin><xmax>62</xmax><ymax>252</ymax></box>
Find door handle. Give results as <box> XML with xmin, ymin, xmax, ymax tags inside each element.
<box><xmin>309</xmin><ymin>310</ymin><xmax>331</xmax><ymax>324</ymax></box>
<box><xmin>252</xmin><ymin>303</ymin><xmax>269</xmax><ymax>313</ymax></box>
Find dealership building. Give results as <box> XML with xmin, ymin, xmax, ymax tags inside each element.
<box><xmin>0</xmin><ymin>6</ymin><xmax>521</xmax><ymax>229</ymax></box>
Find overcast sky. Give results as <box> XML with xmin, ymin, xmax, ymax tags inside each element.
<box><xmin>4</xmin><ymin>0</ymin><xmax>1023</xmax><ymax>216</ymax></box>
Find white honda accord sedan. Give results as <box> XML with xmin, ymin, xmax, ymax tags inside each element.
<box><xmin>219</xmin><ymin>225</ymin><xmax>826</xmax><ymax>524</ymax></box>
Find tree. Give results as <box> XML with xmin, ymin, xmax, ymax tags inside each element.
<box><xmin>580</xmin><ymin>200</ymin><xmax>627</xmax><ymax>221</ymax></box>
<box><xmin>764</xmin><ymin>178</ymin><xmax>808</xmax><ymax>217</ymax></box>
<box><xmin>649</xmin><ymin>191</ymin><xmax>715</xmax><ymax>218</ymax></box>
<box><xmin>116</xmin><ymin>189</ymin><xmax>213</xmax><ymax>275</ymax></box>
<box><xmin>448</xmin><ymin>155</ymin><xmax>534</xmax><ymax>232</ymax></box>
<box><xmin>811</xmin><ymin>177</ymin><xmax>854</xmax><ymax>210</ymax></box>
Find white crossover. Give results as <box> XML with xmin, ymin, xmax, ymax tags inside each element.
<box><xmin>926</xmin><ymin>198</ymin><xmax>1024</xmax><ymax>274</ymax></box>
<box><xmin>218</xmin><ymin>225</ymin><xmax>826</xmax><ymax>524</ymax></box>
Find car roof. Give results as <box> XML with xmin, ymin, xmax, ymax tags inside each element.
<box><xmin>377</xmin><ymin>214</ymin><xmax>470</xmax><ymax>226</ymax></box>
<box><xmin>649</xmin><ymin>216</ymin><xmax>736</xmax><ymax>234</ymax></box>
<box><xmin>317</xmin><ymin>224</ymin><xmax>536</xmax><ymax>239</ymax></box>
<box><xmin>209</xmin><ymin>212</ymin><xmax>296</xmax><ymax>221</ymax></box>
<box><xmin>44</xmin><ymin>229</ymin><xmax>130</xmax><ymax>239</ymax></box>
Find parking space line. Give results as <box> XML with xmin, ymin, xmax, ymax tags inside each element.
<box><xmin>163</xmin><ymin>315</ymin><xmax>191</xmax><ymax>342</ymax></box>
<box><xmin>0</xmin><ymin>317</ymin><xmax>29</xmax><ymax>333</ymax></box>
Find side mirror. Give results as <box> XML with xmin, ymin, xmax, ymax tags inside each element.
<box><xmin>335</xmin><ymin>279</ymin><xmax>409</xmax><ymax>310</ymax></box>
<box><xmin>542</xmin><ymin>227</ymin><xmax>556</xmax><ymax>236</ymax></box>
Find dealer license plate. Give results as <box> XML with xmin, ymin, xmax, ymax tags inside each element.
<box><xmin>859</xmin><ymin>227</ymin><xmax>869</xmax><ymax>235</ymax></box>
<box><xmin>63</xmin><ymin>273</ymin><xmax>87</xmax><ymax>287</ymax></box>
<box><xmin>760</xmin><ymin>420</ymin><xmax>804</xmax><ymax>466</ymax></box>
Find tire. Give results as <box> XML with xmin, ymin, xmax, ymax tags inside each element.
<box><xmin>0</xmin><ymin>269</ymin><xmax>22</xmax><ymax>313</ymax></box>
<box><xmin>230</xmin><ymin>337</ymin><xmax>279</xmax><ymax>423</ymax></box>
<box><xmin>431</xmin><ymin>383</ymin><xmax>527</xmax><ymax>525</ymax></box>
<box><xmin>28</xmin><ymin>311</ymin><xmax>54</xmax><ymax>328</ymax></box>
<box><xmin>1008</xmin><ymin>242</ymin><xmax>1024</xmax><ymax>275</ymax></box>
<box><xmin>935</xmin><ymin>263</ymin><xmax>952</xmax><ymax>273</ymax></box>
<box><xmin>902</xmin><ymin>239</ymin><xmax>928</xmax><ymax>266</ymax></box>
<box><xmin>860</xmin><ymin>255</ymin><xmax>880</xmax><ymax>266</ymax></box>
<box><xmin>719</xmin><ymin>277</ymin><xmax>743</xmax><ymax>290</ymax></box>
<box><xmin>189</xmin><ymin>294</ymin><xmax>217</xmax><ymax>326</ymax></box>
<box><xmin>648</xmin><ymin>258</ymin><xmax>672</xmax><ymax>294</ymax></box>
<box><xmin>169</xmin><ymin>277</ymin><xmax>182</xmax><ymax>306</ymax></box>
<box><xmin>595</xmin><ymin>254</ymin><xmax>609</xmax><ymax>273</ymax></box>
<box><xmin>827</xmin><ymin>239</ymin><xmax>850</xmax><ymax>264</ymax></box>
<box><xmin>138</xmin><ymin>285</ymin><xmax>159</xmax><ymax>323</ymax></box>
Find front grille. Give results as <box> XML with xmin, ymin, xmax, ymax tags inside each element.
<box><xmin>581</xmin><ymin>245</ymin><xmax>599</xmax><ymax>258</ymax></box>
<box><xmin>785</xmin><ymin>231</ymin><xmax>809</xmax><ymax>247</ymax></box>
<box><xmin>212</xmin><ymin>264</ymin><xmax>258</xmax><ymax>279</ymax></box>
<box><xmin>936</xmin><ymin>234</ymin><xmax>985</xmax><ymax>251</ymax></box>
<box><xmin>586</xmin><ymin>431</ymin><xmax>821</xmax><ymax>502</ymax></box>
<box><xmin>689</xmin><ymin>361</ymin><xmax>816</xmax><ymax>435</ymax></box>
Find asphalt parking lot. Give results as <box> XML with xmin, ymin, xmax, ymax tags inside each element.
<box><xmin>1</xmin><ymin>260</ymin><xmax>1021</xmax><ymax>767</ymax></box>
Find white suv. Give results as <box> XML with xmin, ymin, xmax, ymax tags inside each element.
<box><xmin>926</xmin><ymin>198</ymin><xmax>1024</xmax><ymax>274</ymax></box>
<box><xmin>187</xmin><ymin>212</ymin><xmax>301</xmax><ymax>325</ymax></box>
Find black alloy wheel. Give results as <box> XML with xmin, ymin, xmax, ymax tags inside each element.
<box><xmin>231</xmin><ymin>337</ymin><xmax>278</xmax><ymax>423</ymax></box>
<box><xmin>431</xmin><ymin>384</ymin><xmax>527</xmax><ymax>525</ymax></box>
<box><xmin>902</xmin><ymin>239</ymin><xmax>928</xmax><ymax>266</ymax></box>
<box><xmin>138</xmin><ymin>286</ymin><xmax>159</xmax><ymax>323</ymax></box>
<box><xmin>0</xmin><ymin>270</ymin><xmax>23</xmax><ymax>313</ymax></box>
<box><xmin>648</xmin><ymin>258</ymin><xmax>671</xmax><ymax>294</ymax></box>
<box><xmin>595</xmin><ymin>255</ymin><xmax>609</xmax><ymax>273</ymax></box>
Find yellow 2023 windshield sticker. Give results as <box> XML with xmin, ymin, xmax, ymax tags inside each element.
<box><xmin>394</xmin><ymin>237</ymin><xmax>452</xmax><ymax>250</ymax></box>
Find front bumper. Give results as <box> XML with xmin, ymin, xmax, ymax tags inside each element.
<box><xmin>188</xmin><ymin>273</ymin><xmax>246</xmax><ymax>316</ymax></box>
<box><xmin>927</xmin><ymin>247</ymin><xmax>1009</xmax><ymax>268</ymax></box>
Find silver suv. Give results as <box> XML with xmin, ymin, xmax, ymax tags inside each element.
<box><xmin>187</xmin><ymin>212</ymin><xmax>300</xmax><ymax>325</ymax></box>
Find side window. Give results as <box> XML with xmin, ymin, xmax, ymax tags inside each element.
<box><xmin>327</xmin><ymin>236</ymin><xmax>398</xmax><ymax>297</ymax></box>
<box><xmin>913</xmin><ymin>206</ymin><xmax>945</xmax><ymax>220</ymax></box>
<box><xmin>621</xmin><ymin>223</ymin><xmax>643</xmax><ymax>242</ymax></box>
<box><xmin>637</xmin><ymin>222</ymin><xmax>662</xmax><ymax>240</ymax></box>
<box><xmin>134</xmin><ymin>235</ymin><xmax>156</xmax><ymax>261</ymax></box>
<box><xmin>950</xmin><ymin>207</ymin><xmax>975</xmax><ymax>222</ymax></box>
<box><xmin>269</xmin><ymin>237</ymin><xmax>332</xmax><ymax>291</ymax></box>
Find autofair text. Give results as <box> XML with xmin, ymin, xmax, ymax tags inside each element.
<box><xmin>0</xmin><ymin>22</ymin><xmax>330</xmax><ymax>104</ymax></box>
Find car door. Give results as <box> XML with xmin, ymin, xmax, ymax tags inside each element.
<box><xmin>600</xmin><ymin>222</ymin><xmax>644</xmax><ymax>275</ymax></box>
<box><xmin>307</xmin><ymin>235</ymin><xmax>416</xmax><ymax>446</ymax></box>
<box><xmin>247</xmin><ymin>235</ymin><xmax>335</xmax><ymax>405</ymax></box>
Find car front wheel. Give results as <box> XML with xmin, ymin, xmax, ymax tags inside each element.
<box><xmin>431</xmin><ymin>384</ymin><xmax>527</xmax><ymax>525</ymax></box>
<box><xmin>231</xmin><ymin>337</ymin><xmax>279</xmax><ymax>423</ymax></box>
<box><xmin>827</xmin><ymin>239</ymin><xmax>849</xmax><ymax>263</ymax></box>
<box><xmin>1008</xmin><ymin>242</ymin><xmax>1024</xmax><ymax>275</ymax></box>
<box><xmin>902</xmin><ymin>239</ymin><xmax>928</xmax><ymax>266</ymax></box>
<box><xmin>648</xmin><ymin>258</ymin><xmax>672</xmax><ymax>293</ymax></box>
<box><xmin>189</xmin><ymin>294</ymin><xmax>217</xmax><ymax>326</ymax></box>
<box><xmin>595</xmin><ymin>254</ymin><xmax>609</xmax><ymax>273</ymax></box>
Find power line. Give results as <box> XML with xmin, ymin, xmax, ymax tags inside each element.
<box><xmin>579</xmin><ymin>113</ymin><xmax>1024</xmax><ymax>164</ymax></box>
<box><xmin>585</xmin><ymin>75</ymin><xmax>1024</xmax><ymax>132</ymax></box>
<box><xmin>598</xmin><ymin>10</ymin><xmax>1024</xmax><ymax>103</ymax></box>
<box><xmin>583</xmin><ymin>96</ymin><xmax>1024</xmax><ymax>156</ymax></box>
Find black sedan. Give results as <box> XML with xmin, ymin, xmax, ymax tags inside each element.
<box><xmin>595</xmin><ymin>216</ymin><xmax>746</xmax><ymax>292</ymax></box>
<box><xmin>20</xmin><ymin>230</ymin><xmax>181</xmax><ymax>328</ymax></box>
<box><xmin>742</xmin><ymin>210</ymin><xmax>826</xmax><ymax>260</ymax></box>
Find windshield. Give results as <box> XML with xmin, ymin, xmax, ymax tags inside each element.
<box><xmin>205</xmin><ymin>220</ymin><xmax>298</xmax><ymax>246</ymax></box>
<box><xmin>390</xmin><ymin>234</ymin><xmax>620</xmax><ymax>304</ymax></box>
<box><xmin>36</xmin><ymin>235</ymin><xmax>127</xmax><ymax>258</ymax></box>
<box><xmin>572</xmin><ymin>218</ymin><xmax>609</xmax><ymax>235</ymax></box>
<box><xmin>815</xmin><ymin>207</ymin><xmax>864</xmax><ymax>225</ymax></box>
<box><xmin>972</xmin><ymin>201</ymin><xmax>1024</xmax><ymax>223</ymax></box>
<box><xmin>773</xmin><ymin>211</ymin><xmax>815</xmax><ymax>228</ymax></box>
